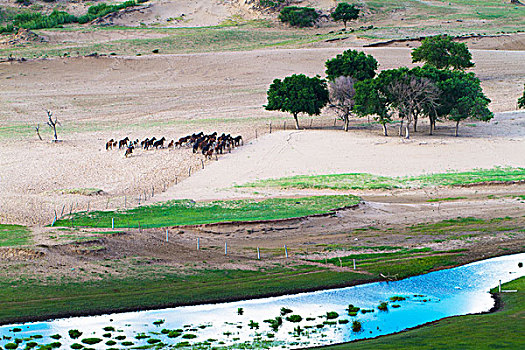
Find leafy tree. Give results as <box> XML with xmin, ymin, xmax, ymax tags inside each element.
<box><xmin>331</xmin><ymin>2</ymin><xmax>360</xmax><ymax>29</ymax></box>
<box><xmin>328</xmin><ymin>76</ymin><xmax>356</xmax><ymax>132</ymax></box>
<box><xmin>411</xmin><ymin>35</ymin><xmax>474</xmax><ymax>70</ymax></box>
<box><xmin>265</xmin><ymin>74</ymin><xmax>329</xmax><ymax>129</ymax></box>
<box><xmin>325</xmin><ymin>49</ymin><xmax>378</xmax><ymax>81</ymax></box>
<box><xmin>353</xmin><ymin>79</ymin><xmax>391</xmax><ymax>136</ymax></box>
<box><xmin>518</xmin><ymin>84</ymin><xmax>525</xmax><ymax>109</ymax></box>
<box><xmin>279</xmin><ymin>6</ymin><xmax>319</xmax><ymax>27</ymax></box>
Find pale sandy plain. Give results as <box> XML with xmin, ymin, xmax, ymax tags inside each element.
<box><xmin>0</xmin><ymin>47</ymin><xmax>524</xmax><ymax>225</ymax></box>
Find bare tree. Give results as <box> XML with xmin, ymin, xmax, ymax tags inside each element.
<box><xmin>46</xmin><ymin>110</ymin><xmax>61</xmax><ymax>142</ymax></box>
<box><xmin>35</xmin><ymin>124</ymin><xmax>42</xmax><ymax>141</ymax></box>
<box><xmin>328</xmin><ymin>76</ymin><xmax>356</xmax><ymax>132</ymax></box>
<box><xmin>386</xmin><ymin>76</ymin><xmax>440</xmax><ymax>139</ymax></box>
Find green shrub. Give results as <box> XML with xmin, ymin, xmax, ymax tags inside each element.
<box><xmin>167</xmin><ymin>331</ymin><xmax>182</xmax><ymax>338</ymax></box>
<box><xmin>259</xmin><ymin>0</ymin><xmax>285</xmax><ymax>9</ymax></box>
<box><xmin>49</xmin><ymin>342</ymin><xmax>62</xmax><ymax>348</ymax></box>
<box><xmin>152</xmin><ymin>319</ymin><xmax>164</xmax><ymax>326</ymax></box>
<box><xmin>102</xmin><ymin>333</ymin><xmax>111</xmax><ymax>338</ymax></box>
<box><xmin>146</xmin><ymin>339</ymin><xmax>161</xmax><ymax>344</ymax></box>
<box><xmin>264</xmin><ymin>316</ymin><xmax>283</xmax><ymax>332</ymax></box>
<box><xmin>326</xmin><ymin>311</ymin><xmax>339</xmax><ymax>319</ymax></box>
<box><xmin>389</xmin><ymin>296</ymin><xmax>406</xmax><ymax>302</ymax></box>
<box><xmin>68</xmin><ymin>330</ymin><xmax>82</xmax><ymax>339</ymax></box>
<box><xmin>70</xmin><ymin>344</ymin><xmax>83</xmax><ymax>350</ymax></box>
<box><xmin>280</xmin><ymin>307</ymin><xmax>293</xmax><ymax>316</ymax></box>
<box><xmin>5</xmin><ymin>343</ymin><xmax>18</xmax><ymax>350</ymax></box>
<box><xmin>11</xmin><ymin>328</ymin><xmax>22</xmax><ymax>332</ymax></box>
<box><xmin>135</xmin><ymin>333</ymin><xmax>149</xmax><ymax>339</ymax></box>
<box><xmin>50</xmin><ymin>334</ymin><xmax>61</xmax><ymax>340</ymax></box>
<box><xmin>339</xmin><ymin>319</ymin><xmax>349</xmax><ymax>324</ymax></box>
<box><xmin>121</xmin><ymin>341</ymin><xmax>133</xmax><ymax>346</ymax></box>
<box><xmin>286</xmin><ymin>314</ymin><xmax>303</xmax><ymax>323</ymax></box>
<box><xmin>26</xmin><ymin>342</ymin><xmax>38</xmax><ymax>348</ymax></box>
<box><xmin>103</xmin><ymin>326</ymin><xmax>115</xmax><ymax>332</ymax></box>
<box><xmin>105</xmin><ymin>340</ymin><xmax>116</xmax><ymax>346</ymax></box>
<box><xmin>81</xmin><ymin>338</ymin><xmax>102</xmax><ymax>345</ymax></box>
<box><xmin>347</xmin><ymin>304</ymin><xmax>361</xmax><ymax>313</ymax></box>
<box><xmin>378</xmin><ymin>302</ymin><xmax>388</xmax><ymax>311</ymax></box>
<box><xmin>352</xmin><ymin>320</ymin><xmax>362</xmax><ymax>332</ymax></box>
<box><xmin>181</xmin><ymin>334</ymin><xmax>197</xmax><ymax>339</ymax></box>
<box><xmin>279</xmin><ymin>6</ymin><xmax>319</xmax><ymax>27</ymax></box>
<box><xmin>114</xmin><ymin>335</ymin><xmax>125</xmax><ymax>341</ymax></box>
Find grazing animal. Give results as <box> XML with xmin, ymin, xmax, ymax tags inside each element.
<box><xmin>105</xmin><ymin>139</ymin><xmax>114</xmax><ymax>150</ymax></box>
<box><xmin>233</xmin><ymin>135</ymin><xmax>243</xmax><ymax>146</ymax></box>
<box><xmin>124</xmin><ymin>145</ymin><xmax>134</xmax><ymax>158</ymax></box>
<box><xmin>153</xmin><ymin>137</ymin><xmax>166</xmax><ymax>149</ymax></box>
<box><xmin>205</xmin><ymin>149</ymin><xmax>214</xmax><ymax>159</ymax></box>
<box><xmin>118</xmin><ymin>137</ymin><xmax>130</xmax><ymax>149</ymax></box>
<box><xmin>167</xmin><ymin>140</ymin><xmax>174</xmax><ymax>149</ymax></box>
<box><xmin>145</xmin><ymin>137</ymin><xmax>156</xmax><ymax>150</ymax></box>
<box><xmin>141</xmin><ymin>138</ymin><xmax>149</xmax><ymax>149</ymax></box>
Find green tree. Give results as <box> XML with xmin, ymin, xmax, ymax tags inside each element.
<box><xmin>411</xmin><ymin>35</ymin><xmax>474</xmax><ymax>70</ymax></box>
<box><xmin>325</xmin><ymin>49</ymin><xmax>378</xmax><ymax>81</ymax></box>
<box><xmin>518</xmin><ymin>84</ymin><xmax>525</xmax><ymax>109</ymax></box>
<box><xmin>353</xmin><ymin>79</ymin><xmax>391</xmax><ymax>136</ymax></box>
<box><xmin>331</xmin><ymin>2</ymin><xmax>360</xmax><ymax>29</ymax></box>
<box><xmin>265</xmin><ymin>74</ymin><xmax>329</xmax><ymax>129</ymax></box>
<box><xmin>279</xmin><ymin>6</ymin><xmax>319</xmax><ymax>27</ymax></box>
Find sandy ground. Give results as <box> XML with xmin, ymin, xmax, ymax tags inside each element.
<box><xmin>0</xmin><ymin>47</ymin><xmax>524</xmax><ymax>225</ymax></box>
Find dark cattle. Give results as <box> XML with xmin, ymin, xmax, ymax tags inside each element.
<box><xmin>141</xmin><ymin>138</ymin><xmax>149</xmax><ymax>149</ymax></box>
<box><xmin>233</xmin><ymin>135</ymin><xmax>243</xmax><ymax>146</ymax></box>
<box><xmin>145</xmin><ymin>137</ymin><xmax>156</xmax><ymax>150</ymax></box>
<box><xmin>167</xmin><ymin>140</ymin><xmax>174</xmax><ymax>149</ymax></box>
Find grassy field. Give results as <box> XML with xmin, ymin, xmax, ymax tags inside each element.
<box><xmin>241</xmin><ymin>168</ymin><xmax>525</xmax><ymax>190</ymax></box>
<box><xmin>320</xmin><ymin>276</ymin><xmax>525</xmax><ymax>349</ymax></box>
<box><xmin>54</xmin><ymin>195</ymin><xmax>361</xmax><ymax>228</ymax></box>
<box><xmin>0</xmin><ymin>265</ymin><xmax>372</xmax><ymax>325</ymax></box>
<box><xmin>0</xmin><ymin>224</ymin><xmax>31</xmax><ymax>247</ymax></box>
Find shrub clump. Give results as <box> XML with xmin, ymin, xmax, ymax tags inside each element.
<box><xmin>352</xmin><ymin>320</ymin><xmax>362</xmax><ymax>332</ymax></box>
<box><xmin>278</xmin><ymin>6</ymin><xmax>319</xmax><ymax>27</ymax></box>
<box><xmin>389</xmin><ymin>296</ymin><xmax>406</xmax><ymax>302</ymax></box>
<box><xmin>50</xmin><ymin>334</ymin><xmax>61</xmax><ymax>340</ymax></box>
<box><xmin>68</xmin><ymin>330</ymin><xmax>82</xmax><ymax>339</ymax></box>
<box><xmin>81</xmin><ymin>338</ymin><xmax>102</xmax><ymax>345</ymax></box>
<box><xmin>103</xmin><ymin>326</ymin><xmax>115</xmax><ymax>332</ymax></box>
<box><xmin>167</xmin><ymin>330</ymin><xmax>182</xmax><ymax>338</ymax></box>
<box><xmin>5</xmin><ymin>343</ymin><xmax>18</xmax><ymax>350</ymax></box>
<box><xmin>286</xmin><ymin>314</ymin><xmax>303</xmax><ymax>323</ymax></box>
<box><xmin>326</xmin><ymin>311</ymin><xmax>339</xmax><ymax>319</ymax></box>
<box><xmin>147</xmin><ymin>339</ymin><xmax>161</xmax><ymax>344</ymax></box>
<box><xmin>70</xmin><ymin>344</ymin><xmax>83</xmax><ymax>349</ymax></box>
<box><xmin>264</xmin><ymin>316</ymin><xmax>283</xmax><ymax>332</ymax></box>
<box><xmin>181</xmin><ymin>334</ymin><xmax>197</xmax><ymax>339</ymax></box>
<box><xmin>378</xmin><ymin>302</ymin><xmax>388</xmax><ymax>311</ymax></box>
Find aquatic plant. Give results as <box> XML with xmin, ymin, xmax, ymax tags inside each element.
<box><xmin>147</xmin><ymin>339</ymin><xmax>161</xmax><ymax>344</ymax></box>
<box><xmin>5</xmin><ymin>343</ymin><xmax>18</xmax><ymax>350</ymax></box>
<box><xmin>103</xmin><ymin>327</ymin><xmax>115</xmax><ymax>332</ymax></box>
<box><xmin>182</xmin><ymin>334</ymin><xmax>197</xmax><ymax>339</ymax></box>
<box><xmin>114</xmin><ymin>335</ymin><xmax>126</xmax><ymax>340</ymax></box>
<box><xmin>237</xmin><ymin>307</ymin><xmax>244</xmax><ymax>315</ymax></box>
<box><xmin>249</xmin><ymin>320</ymin><xmax>260</xmax><ymax>329</ymax></box>
<box><xmin>121</xmin><ymin>341</ymin><xmax>134</xmax><ymax>346</ymax></box>
<box><xmin>264</xmin><ymin>316</ymin><xmax>283</xmax><ymax>331</ymax></box>
<box><xmin>167</xmin><ymin>330</ymin><xmax>182</xmax><ymax>338</ymax></box>
<box><xmin>378</xmin><ymin>302</ymin><xmax>388</xmax><ymax>311</ymax></box>
<box><xmin>81</xmin><ymin>338</ymin><xmax>102</xmax><ymax>345</ymax></box>
<box><xmin>102</xmin><ymin>333</ymin><xmax>111</xmax><ymax>338</ymax></box>
<box><xmin>392</xmin><ymin>304</ymin><xmax>401</xmax><ymax>308</ymax></box>
<box><xmin>153</xmin><ymin>319</ymin><xmax>165</xmax><ymax>326</ymax></box>
<box><xmin>286</xmin><ymin>315</ymin><xmax>303</xmax><ymax>323</ymax></box>
<box><xmin>339</xmin><ymin>319</ymin><xmax>349</xmax><ymax>324</ymax></box>
<box><xmin>280</xmin><ymin>307</ymin><xmax>293</xmax><ymax>316</ymax></box>
<box><xmin>360</xmin><ymin>309</ymin><xmax>375</xmax><ymax>314</ymax></box>
<box><xmin>68</xmin><ymin>330</ymin><xmax>82</xmax><ymax>339</ymax></box>
<box><xmin>389</xmin><ymin>296</ymin><xmax>406</xmax><ymax>302</ymax></box>
<box><xmin>105</xmin><ymin>340</ymin><xmax>116</xmax><ymax>346</ymax></box>
<box><xmin>50</xmin><ymin>334</ymin><xmax>61</xmax><ymax>340</ymax></box>
<box><xmin>11</xmin><ymin>328</ymin><xmax>22</xmax><ymax>332</ymax></box>
<box><xmin>26</xmin><ymin>342</ymin><xmax>38</xmax><ymax>348</ymax></box>
<box><xmin>70</xmin><ymin>344</ymin><xmax>83</xmax><ymax>349</ymax></box>
<box><xmin>352</xmin><ymin>320</ymin><xmax>362</xmax><ymax>332</ymax></box>
<box><xmin>347</xmin><ymin>304</ymin><xmax>360</xmax><ymax>314</ymax></box>
<box><xmin>326</xmin><ymin>311</ymin><xmax>339</xmax><ymax>319</ymax></box>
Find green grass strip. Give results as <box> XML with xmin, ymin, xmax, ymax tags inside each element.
<box><xmin>321</xmin><ymin>276</ymin><xmax>525</xmax><ymax>349</ymax></box>
<box><xmin>241</xmin><ymin>168</ymin><xmax>525</xmax><ymax>190</ymax></box>
<box><xmin>0</xmin><ymin>224</ymin><xmax>31</xmax><ymax>247</ymax></box>
<box><xmin>54</xmin><ymin>195</ymin><xmax>360</xmax><ymax>228</ymax></box>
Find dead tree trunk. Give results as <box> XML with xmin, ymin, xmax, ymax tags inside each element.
<box><xmin>35</xmin><ymin>124</ymin><xmax>42</xmax><ymax>141</ymax></box>
<box><xmin>46</xmin><ymin>110</ymin><xmax>60</xmax><ymax>142</ymax></box>
<box><xmin>293</xmin><ymin>113</ymin><xmax>300</xmax><ymax>129</ymax></box>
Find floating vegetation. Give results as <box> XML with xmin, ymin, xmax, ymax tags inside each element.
<box><xmin>147</xmin><ymin>338</ymin><xmax>161</xmax><ymax>344</ymax></box>
<box><xmin>102</xmin><ymin>333</ymin><xmax>112</xmax><ymax>338</ymax></box>
<box><xmin>50</xmin><ymin>334</ymin><xmax>61</xmax><ymax>340</ymax></box>
<box><xmin>264</xmin><ymin>317</ymin><xmax>283</xmax><ymax>332</ymax></box>
<box><xmin>68</xmin><ymin>330</ymin><xmax>82</xmax><ymax>339</ymax></box>
<box><xmin>182</xmin><ymin>334</ymin><xmax>197</xmax><ymax>339</ymax></box>
<box><xmin>280</xmin><ymin>307</ymin><xmax>293</xmax><ymax>316</ymax></box>
<box><xmin>135</xmin><ymin>333</ymin><xmax>150</xmax><ymax>339</ymax></box>
<box><xmin>70</xmin><ymin>343</ymin><xmax>83</xmax><ymax>349</ymax></box>
<box><xmin>339</xmin><ymin>319</ymin><xmax>349</xmax><ymax>324</ymax></box>
<box><xmin>352</xmin><ymin>320</ymin><xmax>362</xmax><ymax>332</ymax></box>
<box><xmin>378</xmin><ymin>302</ymin><xmax>388</xmax><ymax>311</ymax></box>
<box><xmin>389</xmin><ymin>296</ymin><xmax>406</xmax><ymax>302</ymax></box>
<box><xmin>153</xmin><ymin>319</ymin><xmax>165</xmax><ymax>326</ymax></box>
<box><xmin>103</xmin><ymin>326</ymin><xmax>115</xmax><ymax>332</ymax></box>
<box><xmin>5</xmin><ymin>343</ymin><xmax>18</xmax><ymax>350</ymax></box>
<box><xmin>347</xmin><ymin>304</ymin><xmax>361</xmax><ymax>316</ymax></box>
<box><xmin>114</xmin><ymin>335</ymin><xmax>126</xmax><ymax>340</ymax></box>
<box><xmin>11</xmin><ymin>328</ymin><xmax>22</xmax><ymax>332</ymax></box>
<box><xmin>360</xmin><ymin>309</ymin><xmax>375</xmax><ymax>314</ymax></box>
<box><xmin>326</xmin><ymin>312</ymin><xmax>339</xmax><ymax>319</ymax></box>
<box><xmin>81</xmin><ymin>338</ymin><xmax>102</xmax><ymax>345</ymax></box>
<box><xmin>121</xmin><ymin>341</ymin><xmax>134</xmax><ymax>346</ymax></box>
<box><xmin>105</xmin><ymin>340</ymin><xmax>116</xmax><ymax>346</ymax></box>
<box><xmin>286</xmin><ymin>315</ymin><xmax>302</xmax><ymax>323</ymax></box>
<box><xmin>392</xmin><ymin>304</ymin><xmax>401</xmax><ymax>308</ymax></box>
<box><xmin>167</xmin><ymin>330</ymin><xmax>182</xmax><ymax>338</ymax></box>
<box><xmin>248</xmin><ymin>320</ymin><xmax>260</xmax><ymax>330</ymax></box>
<box><xmin>237</xmin><ymin>308</ymin><xmax>244</xmax><ymax>315</ymax></box>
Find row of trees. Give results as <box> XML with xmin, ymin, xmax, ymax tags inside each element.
<box><xmin>279</xmin><ymin>2</ymin><xmax>359</xmax><ymax>28</ymax></box>
<box><xmin>265</xmin><ymin>35</ymin><xmax>495</xmax><ymax>138</ymax></box>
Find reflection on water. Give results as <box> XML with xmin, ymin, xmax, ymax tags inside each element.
<box><xmin>1</xmin><ymin>253</ymin><xmax>524</xmax><ymax>349</ymax></box>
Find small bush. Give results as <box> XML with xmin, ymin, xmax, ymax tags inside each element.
<box><xmin>147</xmin><ymin>339</ymin><xmax>161</xmax><ymax>344</ymax></box>
<box><xmin>378</xmin><ymin>302</ymin><xmax>388</xmax><ymax>311</ymax></box>
<box><xmin>237</xmin><ymin>307</ymin><xmax>244</xmax><ymax>315</ymax></box>
<box><xmin>49</xmin><ymin>342</ymin><xmax>62</xmax><ymax>348</ymax></box>
<box><xmin>81</xmin><ymin>338</ymin><xmax>102</xmax><ymax>345</ymax></box>
<box><xmin>102</xmin><ymin>333</ymin><xmax>111</xmax><ymax>338</ymax></box>
<box><xmin>105</xmin><ymin>340</ymin><xmax>116</xmax><ymax>346</ymax></box>
<box><xmin>326</xmin><ymin>311</ymin><xmax>339</xmax><ymax>319</ymax></box>
<box><xmin>103</xmin><ymin>326</ymin><xmax>115</xmax><ymax>332</ymax></box>
<box><xmin>347</xmin><ymin>304</ymin><xmax>361</xmax><ymax>313</ymax></box>
<box><xmin>352</xmin><ymin>320</ymin><xmax>362</xmax><ymax>332</ymax></box>
<box><xmin>121</xmin><ymin>341</ymin><xmax>134</xmax><ymax>346</ymax></box>
<box><xmin>50</xmin><ymin>334</ymin><xmax>61</xmax><ymax>340</ymax></box>
<box><xmin>26</xmin><ymin>342</ymin><xmax>38</xmax><ymax>348</ymax></box>
<box><xmin>361</xmin><ymin>309</ymin><xmax>375</xmax><ymax>314</ymax></box>
<box><xmin>286</xmin><ymin>314</ymin><xmax>303</xmax><ymax>323</ymax></box>
<box><xmin>392</xmin><ymin>304</ymin><xmax>401</xmax><ymax>308</ymax></box>
<box><xmin>181</xmin><ymin>334</ymin><xmax>197</xmax><ymax>339</ymax></box>
<box><xmin>389</xmin><ymin>296</ymin><xmax>406</xmax><ymax>302</ymax></box>
<box><xmin>279</xmin><ymin>6</ymin><xmax>319</xmax><ymax>27</ymax></box>
<box><xmin>68</xmin><ymin>330</ymin><xmax>82</xmax><ymax>339</ymax></box>
<box><xmin>11</xmin><ymin>328</ymin><xmax>22</xmax><ymax>332</ymax></box>
<box><xmin>264</xmin><ymin>316</ymin><xmax>283</xmax><ymax>332</ymax></box>
<box><xmin>339</xmin><ymin>319</ymin><xmax>349</xmax><ymax>324</ymax></box>
<box><xmin>152</xmin><ymin>319</ymin><xmax>165</xmax><ymax>326</ymax></box>
<box><xmin>70</xmin><ymin>344</ymin><xmax>83</xmax><ymax>349</ymax></box>
<box><xmin>5</xmin><ymin>343</ymin><xmax>18</xmax><ymax>350</ymax></box>
<box><xmin>280</xmin><ymin>307</ymin><xmax>293</xmax><ymax>316</ymax></box>
<box><xmin>167</xmin><ymin>331</ymin><xmax>182</xmax><ymax>338</ymax></box>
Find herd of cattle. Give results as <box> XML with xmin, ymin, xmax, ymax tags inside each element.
<box><xmin>105</xmin><ymin>132</ymin><xmax>243</xmax><ymax>158</ymax></box>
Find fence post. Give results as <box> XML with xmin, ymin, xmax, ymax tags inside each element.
<box><xmin>112</xmin><ymin>218</ymin><xmax>114</xmax><ymax>229</ymax></box>
<box><xmin>152</xmin><ymin>186</ymin><xmax>154</xmax><ymax>198</ymax></box>
<box><xmin>201</xmin><ymin>159</ymin><xmax>204</xmax><ymax>169</ymax></box>
<box><xmin>175</xmin><ymin>176</ymin><xmax>178</xmax><ymax>185</ymax></box>
<box><xmin>257</xmin><ymin>247</ymin><xmax>260</xmax><ymax>260</ymax></box>
<box><xmin>283</xmin><ymin>121</ymin><xmax>286</xmax><ymax>130</ymax></box>
<box><xmin>197</xmin><ymin>237</ymin><xmax>200</xmax><ymax>250</ymax></box>
<box><xmin>124</xmin><ymin>195</ymin><xmax>127</xmax><ymax>208</ymax></box>
<box><xmin>166</xmin><ymin>228</ymin><xmax>169</xmax><ymax>242</ymax></box>
<box><xmin>310</xmin><ymin>119</ymin><xmax>313</xmax><ymax>128</ymax></box>
<box><xmin>255</xmin><ymin>130</ymin><xmax>258</xmax><ymax>139</ymax></box>
<box><xmin>189</xmin><ymin>167</ymin><xmax>191</xmax><ymax>177</ymax></box>
<box><xmin>225</xmin><ymin>241</ymin><xmax>227</xmax><ymax>255</ymax></box>
<box><xmin>353</xmin><ymin>259</ymin><xmax>356</xmax><ymax>270</ymax></box>
<box><xmin>269</xmin><ymin>121</ymin><xmax>272</xmax><ymax>134</ymax></box>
